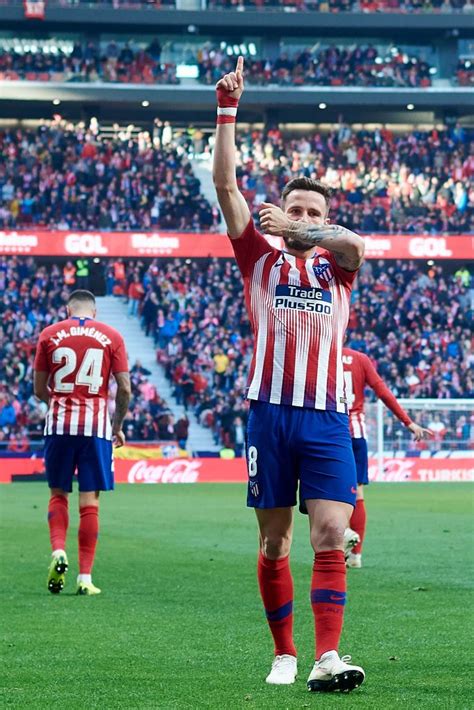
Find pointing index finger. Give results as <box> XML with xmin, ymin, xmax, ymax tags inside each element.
<box><xmin>236</xmin><ymin>55</ymin><xmax>244</xmax><ymax>74</ymax></box>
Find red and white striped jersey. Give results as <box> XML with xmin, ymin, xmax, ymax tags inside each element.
<box><xmin>231</xmin><ymin>219</ymin><xmax>358</xmax><ymax>413</ymax></box>
<box><xmin>342</xmin><ymin>347</ymin><xmax>412</xmax><ymax>438</ymax></box>
<box><xmin>34</xmin><ymin>317</ymin><xmax>128</xmax><ymax>439</ymax></box>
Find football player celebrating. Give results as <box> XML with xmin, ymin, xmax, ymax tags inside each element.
<box><xmin>213</xmin><ymin>57</ymin><xmax>366</xmax><ymax>693</ymax></box>
<box><xmin>342</xmin><ymin>347</ymin><xmax>433</xmax><ymax>568</ymax></box>
<box><xmin>34</xmin><ymin>290</ymin><xmax>131</xmax><ymax>595</ymax></box>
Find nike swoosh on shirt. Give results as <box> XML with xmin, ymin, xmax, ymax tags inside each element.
<box><xmin>330</xmin><ymin>595</ymin><xmax>345</xmax><ymax>602</ymax></box>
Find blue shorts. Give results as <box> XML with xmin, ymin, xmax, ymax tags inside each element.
<box><xmin>352</xmin><ymin>437</ymin><xmax>369</xmax><ymax>486</ymax></box>
<box><xmin>44</xmin><ymin>435</ymin><xmax>114</xmax><ymax>493</ymax></box>
<box><xmin>246</xmin><ymin>401</ymin><xmax>357</xmax><ymax>510</ymax></box>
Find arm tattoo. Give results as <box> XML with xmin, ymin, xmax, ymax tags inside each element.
<box><xmin>113</xmin><ymin>387</ymin><xmax>131</xmax><ymax>431</ymax></box>
<box><xmin>285</xmin><ymin>222</ymin><xmax>364</xmax><ymax>270</ymax></box>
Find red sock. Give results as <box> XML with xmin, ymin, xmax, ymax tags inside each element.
<box><xmin>257</xmin><ymin>552</ymin><xmax>297</xmax><ymax>657</ymax></box>
<box><xmin>311</xmin><ymin>550</ymin><xmax>346</xmax><ymax>659</ymax></box>
<box><xmin>48</xmin><ymin>495</ymin><xmax>69</xmax><ymax>551</ymax></box>
<box><xmin>78</xmin><ymin>506</ymin><xmax>99</xmax><ymax>575</ymax></box>
<box><xmin>350</xmin><ymin>499</ymin><xmax>366</xmax><ymax>555</ymax></box>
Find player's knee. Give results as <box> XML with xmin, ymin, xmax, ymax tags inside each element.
<box><xmin>50</xmin><ymin>488</ymin><xmax>68</xmax><ymax>499</ymax></box>
<box><xmin>311</xmin><ymin>520</ymin><xmax>345</xmax><ymax>552</ymax></box>
<box><xmin>260</xmin><ymin>532</ymin><xmax>292</xmax><ymax>559</ymax></box>
<box><xmin>79</xmin><ymin>491</ymin><xmax>100</xmax><ymax>508</ymax></box>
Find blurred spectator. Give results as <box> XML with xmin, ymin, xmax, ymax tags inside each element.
<box><xmin>128</xmin><ymin>273</ymin><xmax>145</xmax><ymax>317</ymax></box>
<box><xmin>456</xmin><ymin>59</ymin><xmax>474</xmax><ymax>87</ymax></box>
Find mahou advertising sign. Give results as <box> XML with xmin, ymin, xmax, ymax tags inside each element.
<box><xmin>0</xmin><ymin>230</ymin><xmax>471</xmax><ymax>259</ymax></box>
<box><xmin>0</xmin><ymin>457</ymin><xmax>472</xmax><ymax>484</ymax></box>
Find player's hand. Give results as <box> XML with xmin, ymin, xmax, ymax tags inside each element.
<box><xmin>112</xmin><ymin>430</ymin><xmax>126</xmax><ymax>448</ymax></box>
<box><xmin>216</xmin><ymin>55</ymin><xmax>245</xmax><ymax>101</ymax></box>
<box><xmin>259</xmin><ymin>202</ymin><xmax>292</xmax><ymax>236</ymax></box>
<box><xmin>408</xmin><ymin>422</ymin><xmax>434</xmax><ymax>441</ymax></box>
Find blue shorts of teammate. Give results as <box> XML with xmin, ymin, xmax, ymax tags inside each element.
<box><xmin>246</xmin><ymin>401</ymin><xmax>357</xmax><ymax>511</ymax></box>
<box><xmin>352</xmin><ymin>436</ymin><xmax>369</xmax><ymax>486</ymax></box>
<box><xmin>44</xmin><ymin>435</ymin><xmax>114</xmax><ymax>493</ymax></box>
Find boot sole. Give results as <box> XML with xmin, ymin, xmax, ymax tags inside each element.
<box><xmin>307</xmin><ymin>669</ymin><xmax>365</xmax><ymax>693</ymax></box>
<box><xmin>47</xmin><ymin>558</ymin><xmax>68</xmax><ymax>594</ymax></box>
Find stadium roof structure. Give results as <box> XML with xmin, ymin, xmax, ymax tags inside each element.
<box><xmin>1</xmin><ymin>2</ymin><xmax>474</xmax><ymax>36</ymax></box>
<box><xmin>1</xmin><ymin>82</ymin><xmax>472</xmax><ymax>125</ymax></box>
<box><xmin>0</xmin><ymin>1</ymin><xmax>472</xmax><ymax>123</ymax></box>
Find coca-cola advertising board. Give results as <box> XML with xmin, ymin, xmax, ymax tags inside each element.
<box><xmin>0</xmin><ymin>231</ymin><xmax>471</xmax><ymax>260</ymax></box>
<box><xmin>0</xmin><ymin>457</ymin><xmax>472</xmax><ymax>483</ymax></box>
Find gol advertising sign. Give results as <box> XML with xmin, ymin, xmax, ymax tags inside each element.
<box><xmin>0</xmin><ymin>231</ymin><xmax>471</xmax><ymax>259</ymax></box>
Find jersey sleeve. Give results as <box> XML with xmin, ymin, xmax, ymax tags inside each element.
<box><xmin>111</xmin><ymin>334</ymin><xmax>129</xmax><ymax>373</ymax></box>
<box><xmin>321</xmin><ymin>250</ymin><xmax>359</xmax><ymax>288</ymax></box>
<box><xmin>363</xmin><ymin>355</ymin><xmax>412</xmax><ymax>426</ymax></box>
<box><xmin>33</xmin><ymin>334</ymin><xmax>49</xmax><ymax>372</ymax></box>
<box><xmin>230</xmin><ymin>218</ymin><xmax>276</xmax><ymax>277</ymax></box>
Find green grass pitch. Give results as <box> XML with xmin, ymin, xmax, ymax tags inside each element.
<box><xmin>1</xmin><ymin>482</ymin><xmax>473</xmax><ymax>709</ymax></box>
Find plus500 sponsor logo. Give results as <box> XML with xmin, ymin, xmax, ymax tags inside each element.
<box><xmin>409</xmin><ymin>238</ymin><xmax>452</xmax><ymax>258</ymax></box>
<box><xmin>65</xmin><ymin>234</ymin><xmax>109</xmax><ymax>255</ymax></box>
<box><xmin>127</xmin><ymin>459</ymin><xmax>201</xmax><ymax>483</ymax></box>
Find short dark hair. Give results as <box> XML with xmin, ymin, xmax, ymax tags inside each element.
<box><xmin>67</xmin><ymin>289</ymin><xmax>96</xmax><ymax>305</ymax></box>
<box><xmin>281</xmin><ymin>176</ymin><xmax>332</xmax><ymax>208</ymax></box>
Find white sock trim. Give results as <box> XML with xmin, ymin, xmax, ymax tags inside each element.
<box><xmin>52</xmin><ymin>549</ymin><xmax>66</xmax><ymax>557</ymax></box>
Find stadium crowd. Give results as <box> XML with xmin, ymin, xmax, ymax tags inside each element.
<box><xmin>1</xmin><ymin>40</ymin><xmax>438</xmax><ymax>89</ymax></box>
<box><xmin>0</xmin><ymin>122</ymin><xmax>472</xmax><ymax>234</ymax></box>
<box><xmin>0</xmin><ymin>39</ymin><xmax>178</xmax><ymax>85</ymax></box>
<box><xmin>0</xmin><ymin>256</ymin><xmax>188</xmax><ymax>450</ymax></box>
<box><xmin>198</xmin><ymin>45</ymin><xmax>435</xmax><ymax>88</ymax></box>
<box><xmin>0</xmin><ymin>124</ymin><xmax>217</xmax><ymax>232</ymax></box>
<box><xmin>0</xmin><ymin>255</ymin><xmax>471</xmax><ymax>453</ymax></box>
<box><xmin>124</xmin><ymin>256</ymin><xmax>473</xmax><ymax>452</ymax></box>
<box><xmin>234</xmin><ymin>125</ymin><xmax>474</xmax><ymax>234</ymax></box>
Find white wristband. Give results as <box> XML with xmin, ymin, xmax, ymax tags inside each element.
<box><xmin>217</xmin><ymin>107</ymin><xmax>238</xmax><ymax>117</ymax></box>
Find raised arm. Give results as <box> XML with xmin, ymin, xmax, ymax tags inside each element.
<box><xmin>259</xmin><ymin>203</ymin><xmax>365</xmax><ymax>272</ymax></box>
<box><xmin>212</xmin><ymin>56</ymin><xmax>251</xmax><ymax>239</ymax></box>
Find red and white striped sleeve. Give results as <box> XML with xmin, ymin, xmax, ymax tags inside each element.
<box><xmin>362</xmin><ymin>354</ymin><xmax>412</xmax><ymax>426</ymax></box>
<box><xmin>230</xmin><ymin>218</ymin><xmax>276</xmax><ymax>277</ymax></box>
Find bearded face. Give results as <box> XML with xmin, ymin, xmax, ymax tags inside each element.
<box><xmin>282</xmin><ymin>234</ymin><xmax>318</xmax><ymax>252</ymax></box>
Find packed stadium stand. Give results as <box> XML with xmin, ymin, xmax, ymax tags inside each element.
<box><xmin>0</xmin><ymin>255</ymin><xmax>471</xmax><ymax>454</ymax></box>
<box><xmin>0</xmin><ymin>123</ymin><xmax>472</xmax><ymax>233</ymax></box>
<box><xmin>0</xmin><ymin>0</ymin><xmax>472</xmax><ymax>457</ymax></box>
